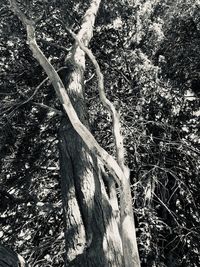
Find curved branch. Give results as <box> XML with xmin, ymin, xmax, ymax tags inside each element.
<box><xmin>9</xmin><ymin>0</ymin><xmax>124</xmax><ymax>186</ymax></box>
<box><xmin>64</xmin><ymin>25</ymin><xmax>141</xmax><ymax>267</ymax></box>
<box><xmin>9</xmin><ymin>2</ymin><xmax>141</xmax><ymax>266</ymax></box>
<box><xmin>65</xmin><ymin>27</ymin><xmax>127</xmax><ymax>174</ymax></box>
<box><xmin>63</xmin><ymin>22</ymin><xmax>142</xmax><ymax>267</ymax></box>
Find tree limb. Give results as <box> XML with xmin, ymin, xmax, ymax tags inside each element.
<box><xmin>63</xmin><ymin>19</ymin><xmax>141</xmax><ymax>267</ymax></box>
<box><xmin>9</xmin><ymin>1</ymin><xmax>141</xmax><ymax>265</ymax></box>
<box><xmin>64</xmin><ymin>26</ymin><xmax>127</xmax><ymax>174</ymax></box>
<box><xmin>9</xmin><ymin>0</ymin><xmax>125</xmax><ymax>186</ymax></box>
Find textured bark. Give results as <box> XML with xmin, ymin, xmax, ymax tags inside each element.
<box><xmin>9</xmin><ymin>0</ymin><xmax>141</xmax><ymax>266</ymax></box>
<box><xmin>58</xmin><ymin>60</ymin><xmax>123</xmax><ymax>266</ymax></box>
<box><xmin>0</xmin><ymin>245</ymin><xmax>28</xmax><ymax>267</ymax></box>
<box><xmin>58</xmin><ymin>1</ymin><xmax>123</xmax><ymax>265</ymax></box>
<box><xmin>59</xmin><ymin>109</ymin><xmax>123</xmax><ymax>267</ymax></box>
<box><xmin>66</xmin><ymin>23</ymin><xmax>141</xmax><ymax>267</ymax></box>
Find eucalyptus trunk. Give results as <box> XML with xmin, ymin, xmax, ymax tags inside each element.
<box><xmin>58</xmin><ymin>1</ymin><xmax>123</xmax><ymax>265</ymax></box>
<box><xmin>58</xmin><ymin>64</ymin><xmax>123</xmax><ymax>266</ymax></box>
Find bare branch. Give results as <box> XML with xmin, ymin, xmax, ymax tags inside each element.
<box><xmin>6</xmin><ymin>75</ymin><xmax>49</xmax><ymax>118</ymax></box>
<box><xmin>5</xmin><ymin>66</ymin><xmax>69</xmax><ymax>118</ymax></box>
<box><xmin>9</xmin><ymin>0</ymin><xmax>32</xmax><ymax>26</ymax></box>
<box><xmin>32</xmin><ymin>102</ymin><xmax>62</xmax><ymax>115</ymax></box>
<box><xmin>84</xmin><ymin>73</ymin><xmax>95</xmax><ymax>84</ymax></box>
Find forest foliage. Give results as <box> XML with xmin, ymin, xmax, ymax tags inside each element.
<box><xmin>0</xmin><ymin>0</ymin><xmax>200</xmax><ymax>266</ymax></box>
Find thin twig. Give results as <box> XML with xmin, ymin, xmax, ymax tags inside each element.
<box><xmin>7</xmin><ymin>76</ymin><xmax>49</xmax><ymax>118</ymax></box>
<box><xmin>32</xmin><ymin>102</ymin><xmax>62</xmax><ymax>115</ymax></box>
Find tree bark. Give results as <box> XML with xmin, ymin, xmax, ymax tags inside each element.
<box><xmin>9</xmin><ymin>0</ymin><xmax>141</xmax><ymax>266</ymax></box>
<box><xmin>59</xmin><ymin>85</ymin><xmax>123</xmax><ymax>266</ymax></box>
<box><xmin>58</xmin><ymin>1</ymin><xmax>123</xmax><ymax>266</ymax></box>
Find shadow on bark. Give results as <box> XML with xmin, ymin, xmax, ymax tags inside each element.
<box><xmin>59</xmin><ymin>116</ymin><xmax>123</xmax><ymax>267</ymax></box>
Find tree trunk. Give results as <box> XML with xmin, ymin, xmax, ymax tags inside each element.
<box><xmin>9</xmin><ymin>0</ymin><xmax>141</xmax><ymax>266</ymax></box>
<box><xmin>58</xmin><ymin>62</ymin><xmax>123</xmax><ymax>266</ymax></box>
<box><xmin>57</xmin><ymin>0</ymin><xmax>124</xmax><ymax>265</ymax></box>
